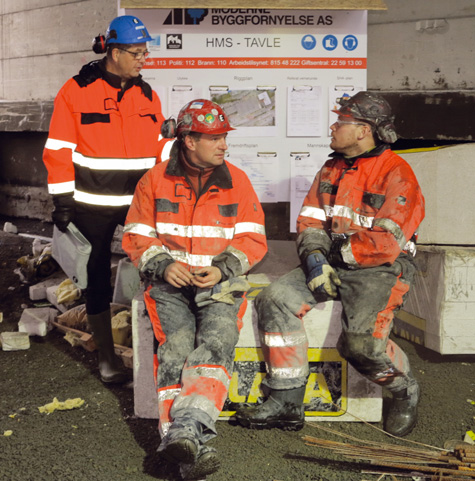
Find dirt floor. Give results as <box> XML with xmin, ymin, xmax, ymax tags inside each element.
<box><xmin>2</xmin><ymin>215</ymin><xmax>475</xmax><ymax>481</ymax></box>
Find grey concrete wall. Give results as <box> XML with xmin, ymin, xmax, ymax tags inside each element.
<box><xmin>0</xmin><ymin>0</ymin><xmax>117</xmax><ymax>101</ymax></box>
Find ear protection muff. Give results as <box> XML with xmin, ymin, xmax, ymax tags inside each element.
<box><xmin>161</xmin><ymin>118</ymin><xmax>177</xmax><ymax>139</ymax></box>
<box><xmin>92</xmin><ymin>35</ymin><xmax>107</xmax><ymax>54</ymax></box>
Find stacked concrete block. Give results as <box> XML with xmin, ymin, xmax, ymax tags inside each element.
<box><xmin>393</xmin><ymin>145</ymin><xmax>475</xmax><ymax>354</ymax></box>
<box><xmin>394</xmin><ymin>246</ymin><xmax>475</xmax><ymax>354</ymax></box>
<box><xmin>18</xmin><ymin>307</ymin><xmax>58</xmax><ymax>337</ymax></box>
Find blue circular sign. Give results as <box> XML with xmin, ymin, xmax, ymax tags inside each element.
<box><xmin>343</xmin><ymin>35</ymin><xmax>358</xmax><ymax>51</ymax></box>
<box><xmin>301</xmin><ymin>35</ymin><xmax>317</xmax><ymax>51</ymax></box>
<box><xmin>322</xmin><ymin>35</ymin><xmax>338</xmax><ymax>51</ymax></box>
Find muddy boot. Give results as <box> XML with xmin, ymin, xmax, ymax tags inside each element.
<box><xmin>157</xmin><ymin>417</ymin><xmax>202</xmax><ymax>465</ymax></box>
<box><xmin>179</xmin><ymin>445</ymin><xmax>220</xmax><ymax>480</ymax></box>
<box><xmin>235</xmin><ymin>386</ymin><xmax>305</xmax><ymax>431</ymax></box>
<box><xmin>87</xmin><ymin>310</ymin><xmax>128</xmax><ymax>384</ymax></box>
<box><xmin>385</xmin><ymin>382</ymin><xmax>420</xmax><ymax>437</ymax></box>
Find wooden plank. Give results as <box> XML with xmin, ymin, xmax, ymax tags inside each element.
<box><xmin>121</xmin><ymin>0</ymin><xmax>387</xmax><ymax>10</ymax></box>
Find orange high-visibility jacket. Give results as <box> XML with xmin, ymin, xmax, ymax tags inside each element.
<box><xmin>43</xmin><ymin>59</ymin><xmax>170</xmax><ymax>207</ymax></box>
<box><xmin>297</xmin><ymin>146</ymin><xmax>425</xmax><ymax>268</ymax></box>
<box><xmin>123</xmin><ymin>152</ymin><xmax>267</xmax><ymax>278</ymax></box>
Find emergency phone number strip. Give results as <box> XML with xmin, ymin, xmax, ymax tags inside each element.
<box><xmin>144</xmin><ymin>58</ymin><xmax>367</xmax><ymax>69</ymax></box>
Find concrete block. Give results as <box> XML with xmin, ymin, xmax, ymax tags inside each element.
<box><xmin>400</xmin><ymin>144</ymin><xmax>475</xmax><ymax>245</ymax></box>
<box><xmin>3</xmin><ymin>221</ymin><xmax>18</xmax><ymax>233</ymax></box>
<box><xmin>18</xmin><ymin>307</ymin><xmax>58</xmax><ymax>337</ymax></box>
<box><xmin>1</xmin><ymin>332</ymin><xmax>30</xmax><ymax>351</ymax></box>
<box><xmin>113</xmin><ymin>257</ymin><xmax>141</xmax><ymax>306</ymax></box>
<box><xmin>394</xmin><ymin>245</ymin><xmax>475</xmax><ymax>354</ymax></box>
<box><xmin>132</xmin><ymin>241</ymin><xmax>382</xmax><ymax>422</ymax></box>
<box><xmin>29</xmin><ymin>272</ymin><xmax>67</xmax><ymax>301</ymax></box>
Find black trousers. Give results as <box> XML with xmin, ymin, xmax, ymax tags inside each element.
<box><xmin>74</xmin><ymin>204</ymin><xmax>129</xmax><ymax>315</ymax></box>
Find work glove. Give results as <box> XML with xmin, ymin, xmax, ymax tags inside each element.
<box><xmin>305</xmin><ymin>250</ymin><xmax>341</xmax><ymax>298</ymax></box>
<box><xmin>52</xmin><ymin>194</ymin><xmax>76</xmax><ymax>232</ymax></box>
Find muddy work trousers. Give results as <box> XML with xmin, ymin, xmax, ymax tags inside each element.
<box><xmin>144</xmin><ymin>281</ymin><xmax>247</xmax><ymax>439</ymax></box>
<box><xmin>255</xmin><ymin>255</ymin><xmax>416</xmax><ymax>393</ymax></box>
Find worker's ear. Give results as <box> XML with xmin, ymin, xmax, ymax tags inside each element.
<box><xmin>358</xmin><ymin>124</ymin><xmax>372</xmax><ymax>141</ymax></box>
<box><xmin>111</xmin><ymin>47</ymin><xmax>121</xmax><ymax>63</ymax></box>
<box><xmin>183</xmin><ymin>134</ymin><xmax>196</xmax><ymax>151</ymax></box>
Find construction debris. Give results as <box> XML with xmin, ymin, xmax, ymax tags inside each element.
<box><xmin>38</xmin><ymin>397</ymin><xmax>85</xmax><ymax>414</ymax></box>
<box><xmin>303</xmin><ymin>424</ymin><xmax>475</xmax><ymax>480</ymax></box>
<box><xmin>0</xmin><ymin>331</ymin><xmax>30</xmax><ymax>351</ymax></box>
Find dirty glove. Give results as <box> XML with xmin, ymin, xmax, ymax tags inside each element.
<box><xmin>52</xmin><ymin>194</ymin><xmax>75</xmax><ymax>232</ymax></box>
<box><xmin>305</xmin><ymin>250</ymin><xmax>341</xmax><ymax>298</ymax></box>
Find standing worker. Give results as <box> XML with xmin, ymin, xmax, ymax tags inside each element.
<box><xmin>43</xmin><ymin>15</ymin><xmax>171</xmax><ymax>384</ymax></box>
<box><xmin>235</xmin><ymin>91</ymin><xmax>425</xmax><ymax>437</ymax></box>
<box><xmin>122</xmin><ymin>99</ymin><xmax>267</xmax><ymax>479</ymax></box>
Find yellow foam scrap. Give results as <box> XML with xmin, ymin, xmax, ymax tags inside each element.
<box><xmin>3</xmin><ymin>431</ymin><xmax>13</xmax><ymax>436</ymax></box>
<box><xmin>38</xmin><ymin>397</ymin><xmax>85</xmax><ymax>414</ymax></box>
<box><xmin>55</xmin><ymin>279</ymin><xmax>81</xmax><ymax>304</ymax></box>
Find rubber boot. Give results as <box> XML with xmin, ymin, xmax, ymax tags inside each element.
<box><xmin>384</xmin><ymin>381</ymin><xmax>420</xmax><ymax>437</ymax></box>
<box><xmin>157</xmin><ymin>417</ymin><xmax>202</xmax><ymax>465</ymax></box>
<box><xmin>87</xmin><ymin>310</ymin><xmax>128</xmax><ymax>384</ymax></box>
<box><xmin>179</xmin><ymin>445</ymin><xmax>220</xmax><ymax>480</ymax></box>
<box><xmin>235</xmin><ymin>386</ymin><xmax>306</xmax><ymax>431</ymax></box>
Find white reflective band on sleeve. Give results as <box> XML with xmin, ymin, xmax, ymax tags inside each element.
<box><xmin>45</xmin><ymin>138</ymin><xmax>77</xmax><ymax>151</ymax></box>
<box><xmin>74</xmin><ymin>190</ymin><xmax>133</xmax><ymax>206</ymax></box>
<box><xmin>159</xmin><ymin>421</ymin><xmax>172</xmax><ymax>437</ymax></box>
<box><xmin>268</xmin><ymin>366</ymin><xmax>308</xmax><ymax>380</ymax></box>
<box><xmin>156</xmin><ymin>222</ymin><xmax>235</xmax><ymax>239</ymax></box>
<box><xmin>299</xmin><ymin>205</ymin><xmax>326</xmax><ymax>221</ymax></box>
<box><xmin>123</xmin><ymin>222</ymin><xmax>157</xmax><ymax>238</ymax></box>
<box><xmin>169</xmin><ymin>250</ymin><xmax>215</xmax><ymax>267</ymax></box>
<box><xmin>160</xmin><ymin>139</ymin><xmax>175</xmax><ymax>161</ymax></box>
<box><xmin>264</xmin><ymin>331</ymin><xmax>308</xmax><ymax>348</ymax></box>
<box><xmin>138</xmin><ymin>245</ymin><xmax>171</xmax><ymax>271</ymax></box>
<box><xmin>332</xmin><ymin>205</ymin><xmax>374</xmax><ymax>228</ymax></box>
<box><xmin>48</xmin><ymin>181</ymin><xmax>75</xmax><ymax>195</ymax></box>
<box><xmin>234</xmin><ymin>222</ymin><xmax>266</xmax><ymax>236</ymax></box>
<box><xmin>373</xmin><ymin>218</ymin><xmax>407</xmax><ymax>249</ymax></box>
<box><xmin>225</xmin><ymin>245</ymin><xmax>250</xmax><ymax>273</ymax></box>
<box><xmin>72</xmin><ymin>151</ymin><xmax>156</xmax><ymax>170</ymax></box>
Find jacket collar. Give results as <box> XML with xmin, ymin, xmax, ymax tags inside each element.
<box><xmin>165</xmin><ymin>142</ymin><xmax>233</xmax><ymax>190</ymax></box>
<box><xmin>73</xmin><ymin>58</ymin><xmax>152</xmax><ymax>101</ymax></box>
<box><xmin>330</xmin><ymin>143</ymin><xmax>390</xmax><ymax>166</ymax></box>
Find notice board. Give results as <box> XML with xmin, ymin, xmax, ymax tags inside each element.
<box><xmin>123</xmin><ymin>8</ymin><xmax>367</xmax><ymax>231</ymax></box>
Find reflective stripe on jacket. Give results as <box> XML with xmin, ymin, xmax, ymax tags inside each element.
<box><xmin>297</xmin><ymin>146</ymin><xmax>425</xmax><ymax>268</ymax></box>
<box><xmin>122</xmin><ymin>153</ymin><xmax>267</xmax><ymax>277</ymax></box>
<box><xmin>43</xmin><ymin>59</ymin><xmax>169</xmax><ymax>207</ymax></box>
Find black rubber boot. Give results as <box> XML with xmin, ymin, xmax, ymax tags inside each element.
<box><xmin>179</xmin><ymin>445</ymin><xmax>220</xmax><ymax>480</ymax></box>
<box><xmin>234</xmin><ymin>386</ymin><xmax>305</xmax><ymax>431</ymax></box>
<box><xmin>87</xmin><ymin>310</ymin><xmax>128</xmax><ymax>384</ymax></box>
<box><xmin>157</xmin><ymin>418</ymin><xmax>202</xmax><ymax>465</ymax></box>
<box><xmin>384</xmin><ymin>382</ymin><xmax>420</xmax><ymax>437</ymax></box>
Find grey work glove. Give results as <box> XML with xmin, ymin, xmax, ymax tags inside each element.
<box><xmin>52</xmin><ymin>194</ymin><xmax>76</xmax><ymax>232</ymax></box>
<box><xmin>305</xmin><ymin>250</ymin><xmax>341</xmax><ymax>298</ymax></box>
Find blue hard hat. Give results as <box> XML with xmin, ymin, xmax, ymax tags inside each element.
<box><xmin>106</xmin><ymin>15</ymin><xmax>152</xmax><ymax>45</ymax></box>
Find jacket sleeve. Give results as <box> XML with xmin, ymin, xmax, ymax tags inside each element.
<box><xmin>212</xmin><ymin>173</ymin><xmax>267</xmax><ymax>279</ymax></box>
<box><xmin>295</xmin><ymin>168</ymin><xmax>332</xmax><ymax>263</ymax></box>
<box><xmin>42</xmin><ymin>81</ymin><xmax>77</xmax><ymax>195</ymax></box>
<box><xmin>341</xmin><ymin>163</ymin><xmax>425</xmax><ymax>268</ymax></box>
<box><xmin>122</xmin><ymin>168</ymin><xmax>174</xmax><ymax>280</ymax></box>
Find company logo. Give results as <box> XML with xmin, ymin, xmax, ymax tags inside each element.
<box><xmin>343</xmin><ymin>35</ymin><xmax>358</xmax><ymax>51</ymax></box>
<box><xmin>167</xmin><ymin>34</ymin><xmax>183</xmax><ymax>50</ymax></box>
<box><xmin>322</xmin><ymin>35</ymin><xmax>338</xmax><ymax>51</ymax></box>
<box><xmin>301</xmin><ymin>34</ymin><xmax>317</xmax><ymax>51</ymax></box>
<box><xmin>221</xmin><ymin>348</ymin><xmax>348</xmax><ymax>417</ymax></box>
<box><xmin>164</xmin><ymin>9</ymin><xmax>209</xmax><ymax>25</ymax></box>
